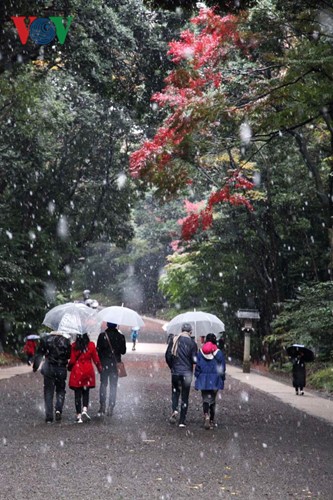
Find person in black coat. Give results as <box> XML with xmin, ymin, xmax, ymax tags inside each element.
<box><xmin>292</xmin><ymin>352</ymin><xmax>306</xmax><ymax>395</ymax></box>
<box><xmin>96</xmin><ymin>323</ymin><xmax>126</xmax><ymax>416</ymax></box>
<box><xmin>165</xmin><ymin>323</ymin><xmax>197</xmax><ymax>428</ymax></box>
<box><xmin>33</xmin><ymin>331</ymin><xmax>71</xmax><ymax>423</ymax></box>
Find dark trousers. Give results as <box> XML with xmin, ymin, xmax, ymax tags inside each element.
<box><xmin>171</xmin><ymin>374</ymin><xmax>192</xmax><ymax>424</ymax></box>
<box><xmin>43</xmin><ymin>364</ymin><xmax>67</xmax><ymax>421</ymax></box>
<box><xmin>202</xmin><ymin>390</ymin><xmax>217</xmax><ymax>421</ymax></box>
<box><xmin>74</xmin><ymin>387</ymin><xmax>90</xmax><ymax>414</ymax></box>
<box><xmin>99</xmin><ymin>367</ymin><xmax>118</xmax><ymax>411</ymax></box>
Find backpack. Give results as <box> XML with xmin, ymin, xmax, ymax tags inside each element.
<box><xmin>45</xmin><ymin>335</ymin><xmax>71</xmax><ymax>365</ymax></box>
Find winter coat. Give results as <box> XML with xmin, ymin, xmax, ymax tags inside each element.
<box><xmin>33</xmin><ymin>332</ymin><xmax>71</xmax><ymax>371</ymax></box>
<box><xmin>97</xmin><ymin>327</ymin><xmax>126</xmax><ymax>366</ymax></box>
<box><xmin>23</xmin><ymin>340</ymin><xmax>37</xmax><ymax>357</ymax></box>
<box><xmin>195</xmin><ymin>345</ymin><xmax>226</xmax><ymax>391</ymax></box>
<box><xmin>292</xmin><ymin>358</ymin><xmax>306</xmax><ymax>388</ymax></box>
<box><xmin>68</xmin><ymin>341</ymin><xmax>102</xmax><ymax>389</ymax></box>
<box><xmin>165</xmin><ymin>333</ymin><xmax>198</xmax><ymax>376</ymax></box>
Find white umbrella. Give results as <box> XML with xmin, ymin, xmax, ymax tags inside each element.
<box><xmin>166</xmin><ymin>311</ymin><xmax>225</xmax><ymax>339</ymax></box>
<box><xmin>42</xmin><ymin>302</ymin><xmax>97</xmax><ymax>337</ymax></box>
<box><xmin>96</xmin><ymin>306</ymin><xmax>144</xmax><ymax>328</ymax></box>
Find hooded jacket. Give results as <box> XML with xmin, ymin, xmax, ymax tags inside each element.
<box><xmin>195</xmin><ymin>343</ymin><xmax>226</xmax><ymax>391</ymax></box>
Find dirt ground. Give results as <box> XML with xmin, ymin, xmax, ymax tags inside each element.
<box><xmin>0</xmin><ymin>319</ymin><xmax>332</xmax><ymax>499</ymax></box>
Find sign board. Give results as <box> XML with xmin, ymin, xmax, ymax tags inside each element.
<box><xmin>236</xmin><ymin>309</ymin><xmax>260</xmax><ymax>320</ymax></box>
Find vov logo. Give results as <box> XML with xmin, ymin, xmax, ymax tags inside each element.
<box><xmin>11</xmin><ymin>16</ymin><xmax>74</xmax><ymax>45</ymax></box>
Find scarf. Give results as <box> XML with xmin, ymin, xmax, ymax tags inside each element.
<box><xmin>171</xmin><ymin>332</ymin><xmax>191</xmax><ymax>357</ymax></box>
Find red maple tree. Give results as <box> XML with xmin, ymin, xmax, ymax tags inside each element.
<box><xmin>130</xmin><ymin>6</ymin><xmax>254</xmax><ymax>240</ymax></box>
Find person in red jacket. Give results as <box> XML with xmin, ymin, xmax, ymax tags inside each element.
<box><xmin>68</xmin><ymin>332</ymin><xmax>102</xmax><ymax>423</ymax></box>
<box><xmin>23</xmin><ymin>338</ymin><xmax>38</xmax><ymax>365</ymax></box>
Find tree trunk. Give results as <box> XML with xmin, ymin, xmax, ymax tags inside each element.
<box><xmin>329</xmin><ymin>228</ymin><xmax>333</xmax><ymax>281</ymax></box>
<box><xmin>290</xmin><ymin>130</ymin><xmax>333</xmax><ymax>279</ymax></box>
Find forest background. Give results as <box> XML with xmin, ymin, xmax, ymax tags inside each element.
<box><xmin>0</xmin><ymin>0</ymin><xmax>332</xmax><ymax>390</ymax></box>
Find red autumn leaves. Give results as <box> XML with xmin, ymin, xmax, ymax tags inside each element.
<box><xmin>130</xmin><ymin>7</ymin><xmax>253</xmax><ymax>241</ymax></box>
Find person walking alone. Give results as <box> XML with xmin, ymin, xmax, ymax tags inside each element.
<box><xmin>292</xmin><ymin>352</ymin><xmax>306</xmax><ymax>395</ymax></box>
<box><xmin>195</xmin><ymin>333</ymin><xmax>226</xmax><ymax>430</ymax></box>
<box><xmin>68</xmin><ymin>333</ymin><xmax>102</xmax><ymax>423</ymax></box>
<box><xmin>131</xmin><ymin>327</ymin><xmax>139</xmax><ymax>351</ymax></box>
<box><xmin>165</xmin><ymin>323</ymin><xmax>198</xmax><ymax>428</ymax></box>
<box><xmin>33</xmin><ymin>331</ymin><xmax>71</xmax><ymax>423</ymax></box>
<box><xmin>23</xmin><ymin>336</ymin><xmax>38</xmax><ymax>366</ymax></box>
<box><xmin>96</xmin><ymin>323</ymin><xmax>126</xmax><ymax>416</ymax></box>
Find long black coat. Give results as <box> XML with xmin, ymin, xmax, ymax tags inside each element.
<box><xmin>292</xmin><ymin>358</ymin><xmax>306</xmax><ymax>388</ymax></box>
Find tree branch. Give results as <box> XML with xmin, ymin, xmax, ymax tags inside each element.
<box><xmin>236</xmin><ymin>69</ymin><xmax>315</xmax><ymax>110</ymax></box>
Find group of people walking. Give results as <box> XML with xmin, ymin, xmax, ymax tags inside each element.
<box><xmin>29</xmin><ymin>320</ymin><xmax>309</xmax><ymax>428</ymax></box>
<box><xmin>164</xmin><ymin>327</ymin><xmax>312</xmax><ymax>428</ymax></box>
<box><xmin>166</xmin><ymin>323</ymin><xmax>226</xmax><ymax>429</ymax></box>
<box><xmin>32</xmin><ymin>322</ymin><xmax>126</xmax><ymax>423</ymax></box>
<box><xmin>31</xmin><ymin>320</ymin><xmax>226</xmax><ymax>429</ymax></box>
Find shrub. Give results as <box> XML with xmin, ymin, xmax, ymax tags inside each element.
<box><xmin>269</xmin><ymin>361</ymin><xmax>292</xmax><ymax>374</ymax></box>
<box><xmin>0</xmin><ymin>353</ymin><xmax>22</xmax><ymax>366</ymax></box>
<box><xmin>270</xmin><ymin>282</ymin><xmax>333</xmax><ymax>361</ymax></box>
<box><xmin>308</xmin><ymin>366</ymin><xmax>333</xmax><ymax>392</ymax></box>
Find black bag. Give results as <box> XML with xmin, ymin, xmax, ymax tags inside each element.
<box><xmin>40</xmin><ymin>359</ymin><xmax>48</xmax><ymax>376</ymax></box>
<box><xmin>165</xmin><ymin>339</ymin><xmax>175</xmax><ymax>369</ymax></box>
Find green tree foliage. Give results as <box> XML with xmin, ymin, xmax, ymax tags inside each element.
<box><xmin>270</xmin><ymin>282</ymin><xmax>333</xmax><ymax>360</ymax></box>
<box><xmin>72</xmin><ymin>192</ymin><xmax>184</xmax><ymax>314</ymax></box>
<box><xmin>130</xmin><ymin>3</ymin><xmax>333</xmax><ymax>361</ymax></box>
<box><xmin>0</xmin><ymin>0</ymin><xmax>181</xmax><ymax>348</ymax></box>
<box><xmin>158</xmin><ymin>135</ymin><xmax>330</xmax><ymax>350</ymax></box>
<box><xmin>0</xmin><ymin>66</ymin><xmax>134</xmax><ymax>344</ymax></box>
<box><xmin>1</xmin><ymin>0</ymin><xmax>333</xmax><ymax>362</ymax></box>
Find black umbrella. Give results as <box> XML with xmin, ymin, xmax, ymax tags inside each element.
<box><xmin>286</xmin><ymin>344</ymin><xmax>315</xmax><ymax>362</ymax></box>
